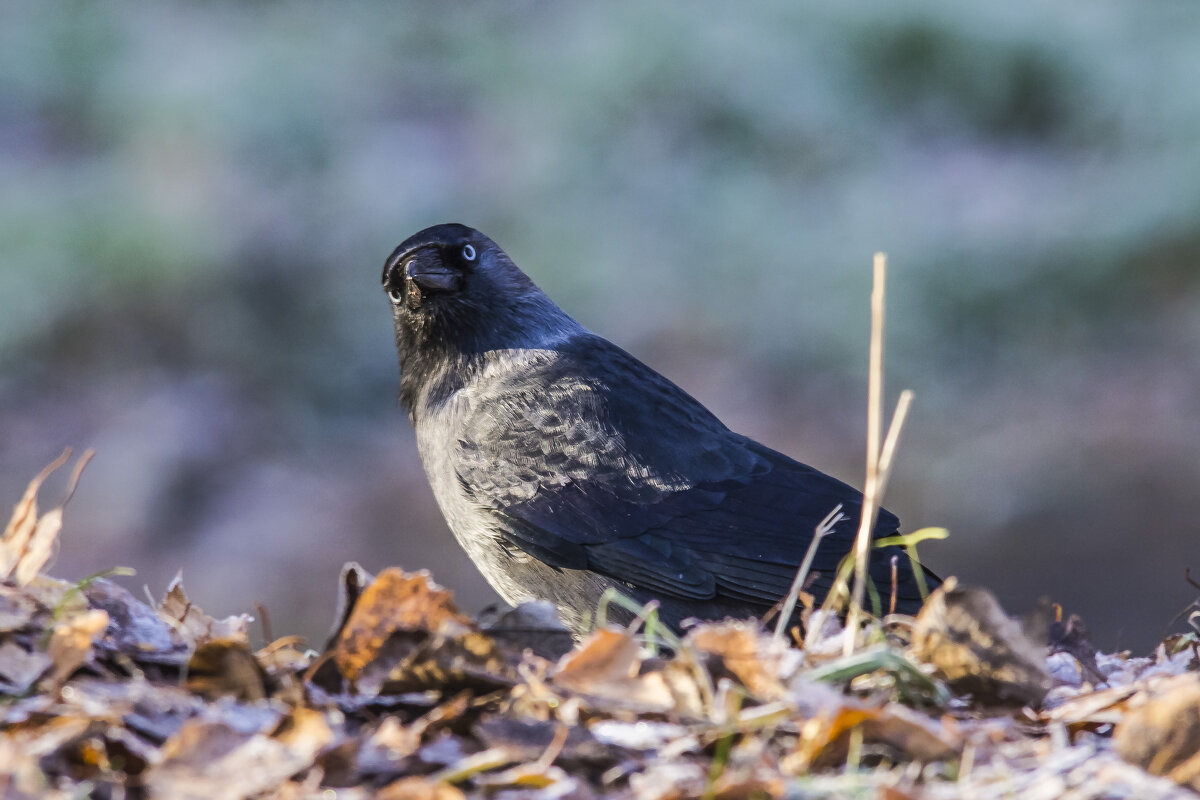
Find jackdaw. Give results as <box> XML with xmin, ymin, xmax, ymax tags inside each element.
<box><xmin>383</xmin><ymin>223</ymin><xmax>938</xmax><ymax>635</ymax></box>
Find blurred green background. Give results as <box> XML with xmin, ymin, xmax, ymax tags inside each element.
<box><xmin>2</xmin><ymin>2</ymin><xmax>1198</xmax><ymax>652</ymax></box>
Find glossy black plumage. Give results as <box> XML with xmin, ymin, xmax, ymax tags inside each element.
<box><xmin>383</xmin><ymin>223</ymin><xmax>938</xmax><ymax>634</ymax></box>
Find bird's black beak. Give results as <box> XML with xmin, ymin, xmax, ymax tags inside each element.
<box><xmin>405</xmin><ymin>253</ymin><xmax>462</xmax><ymax>293</ymax></box>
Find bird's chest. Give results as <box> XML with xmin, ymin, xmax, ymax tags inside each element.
<box><xmin>414</xmin><ymin>396</ymin><xmax>537</xmax><ymax>605</ymax></box>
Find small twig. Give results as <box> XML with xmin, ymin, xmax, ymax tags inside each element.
<box><xmin>701</xmin><ymin>689</ymin><xmax>743</xmax><ymax>800</ymax></box>
<box><xmin>958</xmin><ymin>742</ymin><xmax>976</xmax><ymax>785</ymax></box>
<box><xmin>845</xmin><ymin>257</ymin><xmax>917</xmax><ymax>654</ymax></box>
<box><xmin>61</xmin><ymin>449</ymin><xmax>95</xmax><ymax>506</ymax></box>
<box><xmin>846</xmin><ymin>254</ymin><xmax>887</xmax><ymax>654</ymax></box>
<box><xmin>256</xmin><ymin>602</ymin><xmax>274</xmax><ymax>644</ymax></box>
<box><xmin>596</xmin><ymin>589</ymin><xmax>681</xmax><ymax>653</ymax></box>
<box><xmin>774</xmin><ymin>504</ymin><xmax>844</xmax><ymax>641</ymax></box>
<box><xmin>846</xmin><ymin>725</ymin><xmax>864</xmax><ymax>772</ymax></box>
<box><xmin>1185</xmin><ymin>567</ymin><xmax>1200</xmax><ymax>592</ymax></box>
<box><xmin>533</xmin><ymin>723</ymin><xmax>569</xmax><ymax>772</ymax></box>
<box><xmin>874</xmin><ymin>391</ymin><xmax>912</xmax><ymax>500</ymax></box>
<box><xmin>889</xmin><ymin>555</ymin><xmax>898</xmax><ymax>617</ymax></box>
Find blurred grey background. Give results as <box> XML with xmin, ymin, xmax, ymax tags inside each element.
<box><xmin>2</xmin><ymin>2</ymin><xmax>1197</xmax><ymax>653</ymax></box>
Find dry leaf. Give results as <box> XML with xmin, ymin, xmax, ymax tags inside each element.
<box><xmin>1</xmin><ymin>449</ymin><xmax>92</xmax><ymax>586</ymax></box>
<box><xmin>0</xmin><ymin>449</ymin><xmax>69</xmax><ymax>578</ymax></box>
<box><xmin>787</xmin><ymin>698</ymin><xmax>959</xmax><ymax>772</ymax></box>
<box><xmin>43</xmin><ymin>608</ymin><xmax>109</xmax><ymax>689</ymax></box>
<box><xmin>687</xmin><ymin>620</ymin><xmax>792</xmax><ymax>701</ymax></box>
<box><xmin>321</xmin><ymin>561</ymin><xmax>374</xmax><ymax>652</ymax></box>
<box><xmin>1041</xmin><ymin>682</ymin><xmax>1140</xmax><ymax>726</ymax></box>
<box><xmin>324</xmin><ymin>567</ymin><xmax>515</xmax><ymax>696</ymax></box>
<box><xmin>552</xmin><ymin>628</ymin><xmax>677</xmax><ymax>713</ymax></box>
<box><xmin>476</xmin><ymin>716</ymin><xmax>618</xmax><ymax>766</ymax></box>
<box><xmin>555</xmin><ymin>628</ymin><xmax>639</xmax><ymax>684</ymax></box>
<box><xmin>909</xmin><ymin>578</ymin><xmax>1052</xmax><ymax>706</ymax></box>
<box><xmin>1114</xmin><ymin>673</ymin><xmax>1200</xmax><ymax>791</ymax></box>
<box><xmin>186</xmin><ymin>638</ymin><xmax>267</xmax><ymax>701</ymax></box>
<box><xmin>158</xmin><ymin>571</ymin><xmax>252</xmax><ymax>648</ymax></box>
<box><xmin>377</xmin><ymin>776</ymin><xmax>466</xmax><ymax>800</ymax></box>
<box><xmin>476</xmin><ymin>762</ymin><xmax>574</xmax><ymax>791</ymax></box>
<box><xmin>332</xmin><ymin>567</ymin><xmax>472</xmax><ymax>682</ymax></box>
<box><xmin>147</xmin><ymin>708</ymin><xmax>333</xmax><ymax>800</ymax></box>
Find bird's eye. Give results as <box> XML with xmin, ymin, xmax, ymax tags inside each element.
<box><xmin>388</xmin><ymin>288</ymin><xmax>403</xmax><ymax>304</ymax></box>
<box><xmin>461</xmin><ymin>244</ymin><xmax>476</xmax><ymax>262</ymax></box>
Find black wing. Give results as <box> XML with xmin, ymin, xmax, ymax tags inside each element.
<box><xmin>455</xmin><ymin>335</ymin><xmax>927</xmax><ymax>612</ymax></box>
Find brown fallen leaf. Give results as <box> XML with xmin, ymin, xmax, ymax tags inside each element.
<box><xmin>377</xmin><ymin>776</ymin><xmax>466</xmax><ymax>800</ymax></box>
<box><xmin>1</xmin><ymin>715</ymin><xmax>105</xmax><ymax>793</ymax></box>
<box><xmin>186</xmin><ymin>638</ymin><xmax>267</xmax><ymax>701</ymax></box>
<box><xmin>1041</xmin><ymin>681</ymin><xmax>1140</xmax><ymax>726</ymax></box>
<box><xmin>1113</xmin><ymin>673</ymin><xmax>1200</xmax><ymax>792</ymax></box>
<box><xmin>705</xmin><ymin>773</ymin><xmax>785</xmax><ymax>800</ymax></box>
<box><xmin>147</xmin><ymin>707</ymin><xmax>333</xmax><ymax>800</ymax></box>
<box><xmin>686</xmin><ymin>620</ymin><xmax>790</xmax><ymax>701</ymax></box>
<box><xmin>909</xmin><ymin>578</ymin><xmax>1052</xmax><ymax>707</ymax></box>
<box><xmin>42</xmin><ymin>608</ymin><xmax>109</xmax><ymax>689</ymax></box>
<box><xmin>786</xmin><ymin>695</ymin><xmax>959</xmax><ymax>773</ymax></box>
<box><xmin>327</xmin><ymin>567</ymin><xmax>515</xmax><ymax>695</ymax></box>
<box><xmin>0</xmin><ymin>449</ymin><xmax>92</xmax><ymax>587</ymax></box>
<box><xmin>332</xmin><ymin>567</ymin><xmax>472</xmax><ymax>682</ymax></box>
<box><xmin>476</xmin><ymin>716</ymin><xmax>620</xmax><ymax>767</ymax></box>
<box><xmin>158</xmin><ymin>571</ymin><xmax>252</xmax><ymax>649</ymax></box>
<box><xmin>551</xmin><ymin>628</ymin><xmax>678</xmax><ymax>714</ymax></box>
<box><xmin>321</xmin><ymin>560</ymin><xmax>374</xmax><ymax>652</ymax></box>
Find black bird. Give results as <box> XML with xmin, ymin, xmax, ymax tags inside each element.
<box><xmin>382</xmin><ymin>223</ymin><xmax>937</xmax><ymax>635</ymax></box>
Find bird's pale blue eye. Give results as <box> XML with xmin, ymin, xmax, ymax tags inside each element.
<box><xmin>462</xmin><ymin>244</ymin><xmax>477</xmax><ymax>261</ymax></box>
<box><xmin>388</xmin><ymin>288</ymin><xmax>403</xmax><ymax>304</ymax></box>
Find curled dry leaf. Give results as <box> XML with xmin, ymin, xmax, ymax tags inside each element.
<box><xmin>799</xmin><ymin>701</ymin><xmax>960</xmax><ymax>772</ymax></box>
<box><xmin>322</xmin><ymin>561</ymin><xmax>374</xmax><ymax>651</ymax></box>
<box><xmin>328</xmin><ymin>567</ymin><xmax>515</xmax><ymax>695</ymax></box>
<box><xmin>1114</xmin><ymin>673</ymin><xmax>1200</xmax><ymax>792</ymax></box>
<box><xmin>158</xmin><ymin>571</ymin><xmax>252</xmax><ymax>649</ymax></box>
<box><xmin>43</xmin><ymin>608</ymin><xmax>109</xmax><ymax>689</ymax></box>
<box><xmin>909</xmin><ymin>578</ymin><xmax>1053</xmax><ymax>707</ymax></box>
<box><xmin>686</xmin><ymin>619</ymin><xmax>792</xmax><ymax>701</ymax></box>
<box><xmin>332</xmin><ymin>567</ymin><xmax>472</xmax><ymax>682</ymax></box>
<box><xmin>0</xmin><ymin>449</ymin><xmax>92</xmax><ymax>586</ymax></box>
<box><xmin>185</xmin><ymin>638</ymin><xmax>267</xmax><ymax>702</ymax></box>
<box><xmin>1042</xmin><ymin>684</ymin><xmax>1137</xmax><ymax>728</ymax></box>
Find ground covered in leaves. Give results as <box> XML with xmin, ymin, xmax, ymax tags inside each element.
<box><xmin>2</xmin><ymin>454</ymin><xmax>1200</xmax><ymax>799</ymax></box>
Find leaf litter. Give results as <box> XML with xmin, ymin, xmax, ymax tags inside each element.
<box><xmin>1</xmin><ymin>454</ymin><xmax>1198</xmax><ymax>799</ymax></box>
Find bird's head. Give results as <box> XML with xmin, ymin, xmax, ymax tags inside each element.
<box><xmin>383</xmin><ymin>223</ymin><xmax>580</xmax><ymax>412</ymax></box>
